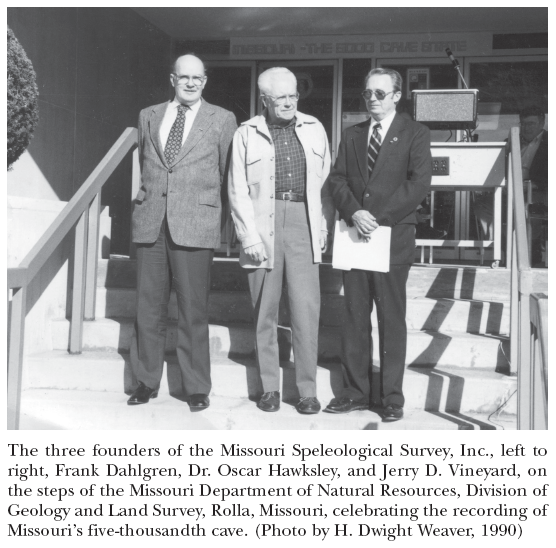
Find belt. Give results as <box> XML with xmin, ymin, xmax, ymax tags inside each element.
<box><xmin>275</xmin><ymin>191</ymin><xmax>304</xmax><ymax>202</ymax></box>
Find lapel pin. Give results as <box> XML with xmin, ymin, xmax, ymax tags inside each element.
<box><xmin>391</xmin><ymin>137</ymin><xmax>398</xmax><ymax>143</ymax></box>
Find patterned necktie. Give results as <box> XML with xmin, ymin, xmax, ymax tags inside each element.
<box><xmin>367</xmin><ymin>122</ymin><xmax>382</xmax><ymax>176</ymax></box>
<box><xmin>164</xmin><ymin>104</ymin><xmax>188</xmax><ymax>165</ymax></box>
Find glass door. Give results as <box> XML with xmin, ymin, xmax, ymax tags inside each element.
<box><xmin>203</xmin><ymin>61</ymin><xmax>257</xmax><ymax>125</ymax></box>
<box><xmin>465</xmin><ymin>55</ymin><xmax>547</xmax><ymax>263</ymax></box>
<box><xmin>464</xmin><ymin>55</ymin><xmax>547</xmax><ymax>142</ymax></box>
<box><xmin>203</xmin><ymin>62</ymin><xmax>257</xmax><ymax>255</ymax></box>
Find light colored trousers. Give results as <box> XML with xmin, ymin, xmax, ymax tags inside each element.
<box><xmin>247</xmin><ymin>200</ymin><xmax>320</xmax><ymax>397</ymax></box>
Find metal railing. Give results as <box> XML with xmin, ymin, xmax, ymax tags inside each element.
<box><xmin>529</xmin><ymin>293</ymin><xmax>548</xmax><ymax>429</ymax></box>
<box><xmin>7</xmin><ymin>128</ymin><xmax>138</xmax><ymax>430</ymax></box>
<box><xmin>508</xmin><ymin>126</ymin><xmax>548</xmax><ymax>429</ymax></box>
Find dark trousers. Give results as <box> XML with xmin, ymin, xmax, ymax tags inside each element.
<box><xmin>129</xmin><ymin>219</ymin><xmax>213</xmax><ymax>395</ymax></box>
<box><xmin>341</xmin><ymin>264</ymin><xmax>410</xmax><ymax>407</ymax></box>
<box><xmin>247</xmin><ymin>200</ymin><xmax>320</xmax><ymax>397</ymax></box>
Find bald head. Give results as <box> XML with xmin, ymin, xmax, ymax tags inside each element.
<box><xmin>171</xmin><ymin>54</ymin><xmax>207</xmax><ymax>106</ymax></box>
<box><xmin>172</xmin><ymin>54</ymin><xmax>205</xmax><ymax>75</ymax></box>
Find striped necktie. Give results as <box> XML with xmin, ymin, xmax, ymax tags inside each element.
<box><xmin>164</xmin><ymin>104</ymin><xmax>188</xmax><ymax>165</ymax></box>
<box><xmin>367</xmin><ymin>122</ymin><xmax>382</xmax><ymax>176</ymax></box>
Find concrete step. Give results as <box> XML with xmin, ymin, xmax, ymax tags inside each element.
<box><xmin>100</xmin><ymin>258</ymin><xmax>252</xmax><ymax>291</ymax></box>
<box><xmin>18</xmin><ymin>388</ymin><xmax>515</xmax><ymax>430</ymax></box>
<box><xmin>22</xmin><ymin>350</ymin><xmax>517</xmax><ymax>418</ymax></box>
<box><xmin>97</xmin><ymin>258</ymin><xmax>547</xmax><ymax>301</ymax></box>
<box><xmin>51</xmin><ymin>319</ymin><xmax>510</xmax><ymax>370</ymax></box>
<box><xmin>98</xmin><ymin>258</ymin><xmax>344</xmax><ymax>293</ymax></box>
<box><xmin>94</xmin><ymin>287</ymin><xmax>509</xmax><ymax>334</ymax></box>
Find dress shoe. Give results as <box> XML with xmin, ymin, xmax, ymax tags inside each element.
<box><xmin>127</xmin><ymin>382</ymin><xmax>158</xmax><ymax>405</ymax></box>
<box><xmin>188</xmin><ymin>394</ymin><xmax>210</xmax><ymax>412</ymax></box>
<box><xmin>296</xmin><ymin>397</ymin><xmax>321</xmax><ymax>415</ymax></box>
<box><xmin>383</xmin><ymin>404</ymin><xmax>404</xmax><ymax>422</ymax></box>
<box><xmin>323</xmin><ymin>397</ymin><xmax>368</xmax><ymax>414</ymax></box>
<box><xmin>257</xmin><ymin>391</ymin><xmax>280</xmax><ymax>412</ymax></box>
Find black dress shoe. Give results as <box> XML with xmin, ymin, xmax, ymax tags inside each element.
<box><xmin>188</xmin><ymin>394</ymin><xmax>210</xmax><ymax>412</ymax></box>
<box><xmin>323</xmin><ymin>397</ymin><xmax>368</xmax><ymax>414</ymax></box>
<box><xmin>257</xmin><ymin>391</ymin><xmax>280</xmax><ymax>412</ymax></box>
<box><xmin>127</xmin><ymin>382</ymin><xmax>158</xmax><ymax>405</ymax></box>
<box><xmin>296</xmin><ymin>397</ymin><xmax>321</xmax><ymax>415</ymax></box>
<box><xmin>383</xmin><ymin>404</ymin><xmax>404</xmax><ymax>422</ymax></box>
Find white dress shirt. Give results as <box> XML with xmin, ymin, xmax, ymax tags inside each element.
<box><xmin>160</xmin><ymin>98</ymin><xmax>202</xmax><ymax>149</ymax></box>
<box><xmin>367</xmin><ymin>110</ymin><xmax>397</xmax><ymax>146</ymax></box>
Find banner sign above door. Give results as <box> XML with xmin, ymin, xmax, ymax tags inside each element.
<box><xmin>230</xmin><ymin>32</ymin><xmax>493</xmax><ymax>59</ymax></box>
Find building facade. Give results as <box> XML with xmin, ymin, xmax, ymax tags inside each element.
<box><xmin>8</xmin><ymin>7</ymin><xmax>547</xmax><ymax>255</ymax></box>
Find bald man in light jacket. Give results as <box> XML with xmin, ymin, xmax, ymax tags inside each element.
<box><xmin>228</xmin><ymin>67</ymin><xmax>335</xmax><ymax>415</ymax></box>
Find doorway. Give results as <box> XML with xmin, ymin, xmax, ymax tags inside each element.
<box><xmin>203</xmin><ymin>61</ymin><xmax>257</xmax><ymax>125</ymax></box>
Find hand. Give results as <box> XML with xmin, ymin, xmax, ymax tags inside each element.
<box><xmin>351</xmin><ymin>210</ymin><xmax>379</xmax><ymax>240</ymax></box>
<box><xmin>320</xmin><ymin>231</ymin><xmax>328</xmax><ymax>253</ymax></box>
<box><xmin>244</xmin><ymin>242</ymin><xmax>267</xmax><ymax>263</ymax></box>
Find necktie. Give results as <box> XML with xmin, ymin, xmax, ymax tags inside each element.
<box><xmin>367</xmin><ymin>122</ymin><xmax>382</xmax><ymax>176</ymax></box>
<box><xmin>164</xmin><ymin>104</ymin><xmax>188</xmax><ymax>165</ymax></box>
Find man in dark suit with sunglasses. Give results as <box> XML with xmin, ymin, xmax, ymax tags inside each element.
<box><xmin>324</xmin><ymin>68</ymin><xmax>432</xmax><ymax>421</ymax></box>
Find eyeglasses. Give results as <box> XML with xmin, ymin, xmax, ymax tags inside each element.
<box><xmin>361</xmin><ymin>89</ymin><xmax>395</xmax><ymax>101</ymax></box>
<box><xmin>262</xmin><ymin>93</ymin><xmax>300</xmax><ymax>105</ymax></box>
<box><xmin>173</xmin><ymin>74</ymin><xmax>206</xmax><ymax>86</ymax></box>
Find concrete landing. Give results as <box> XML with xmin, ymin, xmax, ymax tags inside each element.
<box><xmin>18</xmin><ymin>388</ymin><xmax>514</xmax><ymax>431</ymax></box>
<box><xmin>22</xmin><ymin>351</ymin><xmax>517</xmax><ymax>417</ymax></box>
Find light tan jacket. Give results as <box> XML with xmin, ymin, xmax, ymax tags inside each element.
<box><xmin>228</xmin><ymin>111</ymin><xmax>335</xmax><ymax>269</ymax></box>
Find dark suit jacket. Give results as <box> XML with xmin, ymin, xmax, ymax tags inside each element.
<box><xmin>326</xmin><ymin>113</ymin><xmax>432</xmax><ymax>264</ymax></box>
<box><xmin>132</xmin><ymin>99</ymin><xmax>237</xmax><ymax>248</ymax></box>
<box><xmin>529</xmin><ymin>130</ymin><xmax>548</xmax><ymax>193</ymax></box>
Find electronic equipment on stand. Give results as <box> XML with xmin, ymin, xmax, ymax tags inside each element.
<box><xmin>445</xmin><ymin>47</ymin><xmax>478</xmax><ymax>143</ymax></box>
<box><xmin>412</xmin><ymin>49</ymin><xmax>478</xmax><ymax>139</ymax></box>
<box><xmin>411</xmin><ymin>49</ymin><xmax>508</xmax><ymax>268</ymax></box>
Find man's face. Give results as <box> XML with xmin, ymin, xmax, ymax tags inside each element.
<box><xmin>262</xmin><ymin>75</ymin><xmax>298</xmax><ymax>125</ymax></box>
<box><xmin>171</xmin><ymin>55</ymin><xmax>206</xmax><ymax>106</ymax></box>
<box><xmin>364</xmin><ymin>74</ymin><xmax>401</xmax><ymax>121</ymax></box>
<box><xmin>520</xmin><ymin>115</ymin><xmax>544</xmax><ymax>143</ymax></box>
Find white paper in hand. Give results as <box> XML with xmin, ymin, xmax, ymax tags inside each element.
<box><xmin>332</xmin><ymin>219</ymin><xmax>391</xmax><ymax>272</ymax></box>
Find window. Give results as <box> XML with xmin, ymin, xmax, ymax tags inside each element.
<box><xmin>469</xmin><ymin>59</ymin><xmax>547</xmax><ymax>141</ymax></box>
